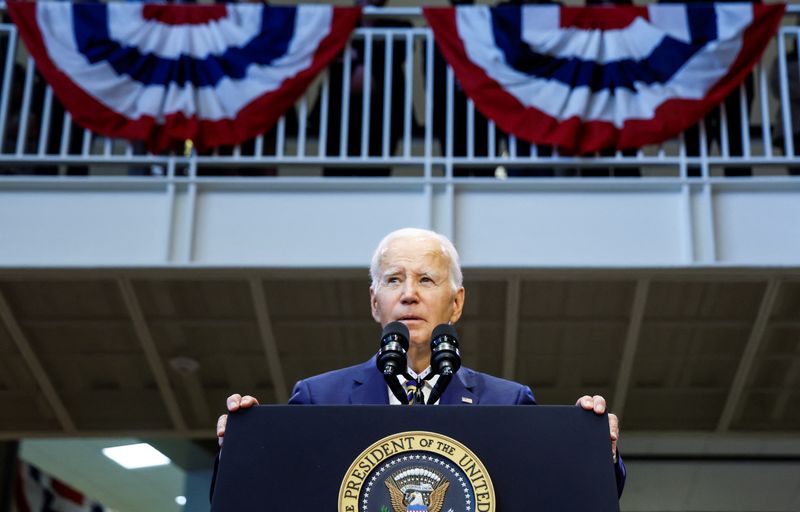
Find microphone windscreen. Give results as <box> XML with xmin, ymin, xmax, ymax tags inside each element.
<box><xmin>381</xmin><ymin>321</ymin><xmax>410</xmax><ymax>349</ymax></box>
<box><xmin>431</xmin><ymin>323</ymin><xmax>458</xmax><ymax>343</ymax></box>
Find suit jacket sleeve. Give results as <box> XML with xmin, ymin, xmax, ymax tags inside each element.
<box><xmin>614</xmin><ymin>453</ymin><xmax>627</xmax><ymax>497</ymax></box>
<box><xmin>288</xmin><ymin>379</ymin><xmax>312</xmax><ymax>404</ymax></box>
<box><xmin>515</xmin><ymin>385</ymin><xmax>536</xmax><ymax>405</ymax></box>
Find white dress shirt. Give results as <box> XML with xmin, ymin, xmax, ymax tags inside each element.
<box><xmin>387</xmin><ymin>366</ymin><xmax>441</xmax><ymax>405</ymax></box>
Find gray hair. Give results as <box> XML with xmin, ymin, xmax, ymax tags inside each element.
<box><xmin>369</xmin><ymin>228</ymin><xmax>463</xmax><ymax>291</ymax></box>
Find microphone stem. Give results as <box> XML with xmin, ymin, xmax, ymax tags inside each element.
<box><xmin>384</xmin><ymin>374</ymin><xmax>409</xmax><ymax>404</ymax></box>
<box><xmin>427</xmin><ymin>373</ymin><xmax>452</xmax><ymax>405</ymax></box>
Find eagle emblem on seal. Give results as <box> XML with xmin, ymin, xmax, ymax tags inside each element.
<box><xmin>384</xmin><ymin>467</ymin><xmax>450</xmax><ymax>512</ymax></box>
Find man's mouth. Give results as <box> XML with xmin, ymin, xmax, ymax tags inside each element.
<box><xmin>398</xmin><ymin>316</ymin><xmax>423</xmax><ymax>323</ymax></box>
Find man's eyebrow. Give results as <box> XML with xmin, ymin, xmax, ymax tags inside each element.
<box><xmin>381</xmin><ymin>267</ymin><xmax>402</xmax><ymax>277</ymax></box>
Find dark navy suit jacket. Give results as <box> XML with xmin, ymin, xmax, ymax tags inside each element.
<box><xmin>288</xmin><ymin>356</ymin><xmax>536</xmax><ymax>405</ymax></box>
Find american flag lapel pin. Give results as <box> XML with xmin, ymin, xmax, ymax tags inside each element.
<box><xmin>461</xmin><ymin>397</ymin><xmax>473</xmax><ymax>404</ymax></box>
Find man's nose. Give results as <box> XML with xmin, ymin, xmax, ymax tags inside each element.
<box><xmin>400</xmin><ymin>280</ymin><xmax>419</xmax><ymax>302</ymax></box>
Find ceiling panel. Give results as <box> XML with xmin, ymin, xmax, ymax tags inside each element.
<box><xmin>624</xmin><ymin>388</ymin><xmax>728</xmax><ymax>430</ymax></box>
<box><xmin>645</xmin><ymin>281</ymin><xmax>766</xmax><ymax>320</ymax></box>
<box><xmin>519</xmin><ymin>280</ymin><xmax>635</xmax><ymax>319</ymax></box>
<box><xmin>772</xmin><ymin>281</ymin><xmax>800</xmax><ymax>320</ymax></box>
<box><xmin>133</xmin><ymin>279</ymin><xmax>254</xmax><ymax>319</ymax></box>
<box><xmin>2</xmin><ymin>280</ymin><xmax>128</xmax><ymax>320</ymax></box>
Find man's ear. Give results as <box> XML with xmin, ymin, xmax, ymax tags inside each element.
<box><xmin>449</xmin><ymin>287</ymin><xmax>465</xmax><ymax>324</ymax></box>
<box><xmin>369</xmin><ymin>286</ymin><xmax>381</xmax><ymax>323</ymax></box>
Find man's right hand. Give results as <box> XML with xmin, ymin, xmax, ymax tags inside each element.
<box><xmin>216</xmin><ymin>393</ymin><xmax>259</xmax><ymax>446</ymax></box>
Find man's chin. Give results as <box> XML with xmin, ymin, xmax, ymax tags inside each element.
<box><xmin>407</xmin><ymin>334</ymin><xmax>432</xmax><ymax>350</ymax></box>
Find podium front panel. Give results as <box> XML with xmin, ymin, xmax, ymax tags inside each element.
<box><xmin>211</xmin><ymin>405</ymin><xmax>620</xmax><ymax>511</ymax></box>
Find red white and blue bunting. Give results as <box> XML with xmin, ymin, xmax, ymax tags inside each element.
<box><xmin>424</xmin><ymin>4</ymin><xmax>784</xmax><ymax>154</ymax></box>
<box><xmin>14</xmin><ymin>461</ymin><xmax>107</xmax><ymax>512</ymax></box>
<box><xmin>8</xmin><ymin>2</ymin><xmax>361</xmax><ymax>153</ymax></box>
<box><xmin>7</xmin><ymin>3</ymin><xmax>785</xmax><ymax>155</ymax></box>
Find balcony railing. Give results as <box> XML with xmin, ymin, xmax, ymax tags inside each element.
<box><xmin>0</xmin><ymin>5</ymin><xmax>799</xmax><ymax>181</ymax></box>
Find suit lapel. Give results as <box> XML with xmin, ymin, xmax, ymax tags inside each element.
<box><xmin>346</xmin><ymin>358</ymin><xmax>478</xmax><ymax>405</ymax></box>
<box><xmin>350</xmin><ymin>357</ymin><xmax>390</xmax><ymax>405</ymax></box>
<box><xmin>440</xmin><ymin>368</ymin><xmax>478</xmax><ymax>405</ymax></box>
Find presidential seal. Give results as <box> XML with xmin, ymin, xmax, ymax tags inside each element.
<box><xmin>339</xmin><ymin>431</ymin><xmax>495</xmax><ymax>512</ymax></box>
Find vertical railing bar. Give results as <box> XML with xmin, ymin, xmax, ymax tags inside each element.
<box><xmin>297</xmin><ymin>94</ymin><xmax>308</xmax><ymax>157</ymax></box>
<box><xmin>15</xmin><ymin>58</ymin><xmax>35</xmax><ymax>155</ymax></box>
<box><xmin>488</xmin><ymin>120</ymin><xmax>496</xmax><ymax>158</ymax></box>
<box><xmin>124</xmin><ymin>138</ymin><xmax>134</xmax><ymax>158</ymax></box>
<box><xmin>382</xmin><ymin>32</ymin><xmax>393</xmax><ymax>159</ymax></box>
<box><xmin>361</xmin><ymin>32</ymin><xmax>373</xmax><ymax>159</ymax></box>
<box><xmin>719</xmin><ymin>100</ymin><xmax>730</xmax><ymax>158</ymax></box>
<box><xmin>37</xmin><ymin>87</ymin><xmax>53</xmax><ymax>156</ymax></box>
<box><xmin>318</xmin><ymin>71</ymin><xmax>330</xmax><ymax>158</ymax></box>
<box><xmin>340</xmin><ymin>41</ymin><xmax>353</xmax><ymax>158</ymax></box>
<box><xmin>758</xmin><ymin>63</ymin><xmax>772</xmax><ymax>158</ymax></box>
<box><xmin>403</xmin><ymin>32</ymin><xmax>413</xmax><ymax>159</ymax></box>
<box><xmin>777</xmin><ymin>32</ymin><xmax>794</xmax><ymax>158</ymax></box>
<box><xmin>233</xmin><ymin>143</ymin><xmax>241</xmax><ymax>159</ymax></box>
<box><xmin>276</xmin><ymin>116</ymin><xmax>286</xmax><ymax>158</ymax></box>
<box><xmin>103</xmin><ymin>135</ymin><xmax>112</xmax><ymax>157</ymax></box>
<box><xmin>255</xmin><ymin>134</ymin><xmax>264</xmax><ymax>158</ymax></box>
<box><xmin>509</xmin><ymin>134</ymin><xmax>517</xmax><ymax>158</ymax></box>
<box><xmin>59</xmin><ymin>112</ymin><xmax>71</xmax><ymax>157</ymax></box>
<box><xmin>81</xmin><ymin>128</ymin><xmax>91</xmax><ymax>157</ymax></box>
<box><xmin>467</xmin><ymin>97</ymin><xmax>474</xmax><ymax>158</ymax></box>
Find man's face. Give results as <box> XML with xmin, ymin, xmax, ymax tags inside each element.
<box><xmin>370</xmin><ymin>236</ymin><xmax>465</xmax><ymax>349</ymax></box>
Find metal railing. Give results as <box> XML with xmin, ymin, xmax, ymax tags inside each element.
<box><xmin>0</xmin><ymin>6</ymin><xmax>799</xmax><ymax>181</ymax></box>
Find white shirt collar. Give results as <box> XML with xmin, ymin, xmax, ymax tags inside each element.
<box><xmin>387</xmin><ymin>367</ymin><xmax>440</xmax><ymax>405</ymax></box>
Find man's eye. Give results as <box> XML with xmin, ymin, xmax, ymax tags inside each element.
<box><xmin>387</xmin><ymin>277</ymin><xmax>400</xmax><ymax>284</ymax></box>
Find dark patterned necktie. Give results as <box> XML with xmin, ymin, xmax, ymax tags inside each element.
<box><xmin>404</xmin><ymin>378</ymin><xmax>425</xmax><ymax>405</ymax></box>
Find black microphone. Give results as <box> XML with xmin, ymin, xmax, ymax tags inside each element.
<box><xmin>430</xmin><ymin>324</ymin><xmax>461</xmax><ymax>377</ymax></box>
<box><xmin>376</xmin><ymin>321</ymin><xmax>410</xmax><ymax>377</ymax></box>
<box><xmin>427</xmin><ymin>324</ymin><xmax>461</xmax><ymax>405</ymax></box>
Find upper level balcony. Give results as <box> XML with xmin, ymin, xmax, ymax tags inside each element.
<box><xmin>0</xmin><ymin>4</ymin><xmax>798</xmax><ymax>268</ymax></box>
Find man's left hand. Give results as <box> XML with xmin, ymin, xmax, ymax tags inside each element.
<box><xmin>576</xmin><ymin>395</ymin><xmax>619</xmax><ymax>462</ymax></box>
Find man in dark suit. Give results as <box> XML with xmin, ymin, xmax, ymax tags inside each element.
<box><xmin>217</xmin><ymin>227</ymin><xmax>625</xmax><ymax>495</ymax></box>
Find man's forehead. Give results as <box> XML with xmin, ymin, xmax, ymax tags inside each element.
<box><xmin>379</xmin><ymin>237</ymin><xmax>449</xmax><ymax>270</ymax></box>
